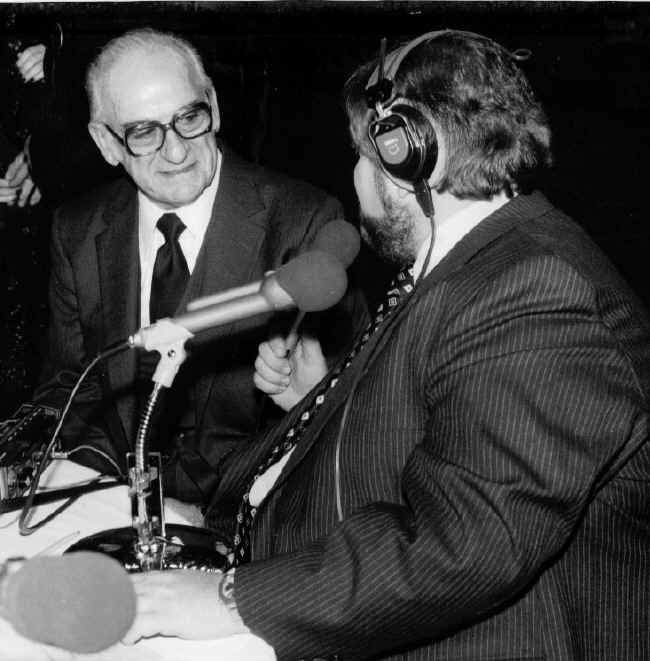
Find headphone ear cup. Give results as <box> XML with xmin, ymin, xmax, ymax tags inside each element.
<box><xmin>368</xmin><ymin>104</ymin><xmax>438</xmax><ymax>183</ymax></box>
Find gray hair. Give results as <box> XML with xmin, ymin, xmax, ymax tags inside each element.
<box><xmin>86</xmin><ymin>28</ymin><xmax>212</xmax><ymax>122</ymax></box>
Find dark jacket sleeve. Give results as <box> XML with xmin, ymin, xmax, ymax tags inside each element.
<box><xmin>232</xmin><ymin>255</ymin><xmax>649</xmax><ymax>660</ymax></box>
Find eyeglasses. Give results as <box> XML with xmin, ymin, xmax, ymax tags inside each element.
<box><xmin>104</xmin><ymin>101</ymin><xmax>213</xmax><ymax>157</ymax></box>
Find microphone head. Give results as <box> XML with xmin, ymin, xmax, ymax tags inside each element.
<box><xmin>275</xmin><ymin>250</ymin><xmax>348</xmax><ymax>312</ymax></box>
<box><xmin>312</xmin><ymin>220</ymin><xmax>361</xmax><ymax>268</ymax></box>
<box><xmin>3</xmin><ymin>551</ymin><xmax>136</xmax><ymax>653</ymax></box>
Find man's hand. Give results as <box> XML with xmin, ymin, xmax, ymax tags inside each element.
<box><xmin>254</xmin><ymin>334</ymin><xmax>328</xmax><ymax>411</ymax></box>
<box><xmin>15</xmin><ymin>44</ymin><xmax>46</xmax><ymax>83</ymax></box>
<box><xmin>1</xmin><ymin>150</ymin><xmax>42</xmax><ymax>207</ymax></box>
<box><xmin>123</xmin><ymin>570</ymin><xmax>249</xmax><ymax>644</ymax></box>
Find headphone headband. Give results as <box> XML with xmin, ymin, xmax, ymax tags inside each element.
<box><xmin>366</xmin><ymin>29</ymin><xmax>451</xmax><ymax>104</ymax></box>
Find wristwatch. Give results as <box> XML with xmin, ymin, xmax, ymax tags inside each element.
<box><xmin>218</xmin><ymin>567</ymin><xmax>237</xmax><ymax>612</ymax></box>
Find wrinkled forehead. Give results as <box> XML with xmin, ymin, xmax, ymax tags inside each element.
<box><xmin>104</xmin><ymin>47</ymin><xmax>205</xmax><ymax>125</ymax></box>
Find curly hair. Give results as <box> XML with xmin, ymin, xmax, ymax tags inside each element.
<box><xmin>345</xmin><ymin>30</ymin><xmax>552</xmax><ymax>199</ymax></box>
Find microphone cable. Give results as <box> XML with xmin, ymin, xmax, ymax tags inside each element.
<box><xmin>18</xmin><ymin>340</ymin><xmax>129</xmax><ymax>535</ymax></box>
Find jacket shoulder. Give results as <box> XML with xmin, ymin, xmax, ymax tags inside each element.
<box><xmin>257</xmin><ymin>164</ymin><xmax>336</xmax><ymax>203</ymax></box>
<box><xmin>223</xmin><ymin>147</ymin><xmax>341</xmax><ymax>211</ymax></box>
<box><xmin>55</xmin><ymin>177</ymin><xmax>134</xmax><ymax>222</ymax></box>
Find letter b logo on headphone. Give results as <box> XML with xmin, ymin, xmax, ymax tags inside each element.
<box><xmin>368</xmin><ymin>107</ymin><xmax>435</xmax><ymax>182</ymax></box>
<box><xmin>373</xmin><ymin>117</ymin><xmax>410</xmax><ymax>164</ymax></box>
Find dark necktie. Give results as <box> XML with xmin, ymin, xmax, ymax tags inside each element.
<box><xmin>227</xmin><ymin>267</ymin><xmax>415</xmax><ymax>566</ymax></box>
<box><xmin>149</xmin><ymin>212</ymin><xmax>189</xmax><ymax>322</ymax></box>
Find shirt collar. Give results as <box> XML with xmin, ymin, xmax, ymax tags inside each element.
<box><xmin>412</xmin><ymin>192</ymin><xmax>512</xmax><ymax>281</ymax></box>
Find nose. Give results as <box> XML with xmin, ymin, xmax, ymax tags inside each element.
<box><xmin>160</xmin><ymin>127</ymin><xmax>189</xmax><ymax>164</ymax></box>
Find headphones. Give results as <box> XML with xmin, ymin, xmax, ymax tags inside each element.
<box><xmin>365</xmin><ymin>30</ymin><xmax>450</xmax><ymax>185</ymax></box>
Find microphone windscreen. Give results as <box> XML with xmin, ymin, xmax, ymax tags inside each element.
<box><xmin>312</xmin><ymin>220</ymin><xmax>361</xmax><ymax>267</ymax></box>
<box><xmin>276</xmin><ymin>250</ymin><xmax>347</xmax><ymax>312</ymax></box>
<box><xmin>3</xmin><ymin>551</ymin><xmax>136</xmax><ymax>653</ymax></box>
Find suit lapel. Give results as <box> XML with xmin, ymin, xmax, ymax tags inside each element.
<box><xmin>415</xmin><ymin>190</ymin><xmax>554</xmax><ymax>299</ymax></box>
<box><xmin>265</xmin><ymin>191</ymin><xmax>555</xmax><ymax>493</ymax></box>
<box><xmin>96</xmin><ymin>181</ymin><xmax>140</xmax><ymax>443</ymax></box>
<box><xmin>269</xmin><ymin>293</ymin><xmax>420</xmax><ymax>490</ymax></box>
<box><xmin>184</xmin><ymin>148</ymin><xmax>269</xmax><ymax>424</ymax></box>
<box><xmin>181</xmin><ymin>148</ymin><xmax>268</xmax><ymax>310</ymax></box>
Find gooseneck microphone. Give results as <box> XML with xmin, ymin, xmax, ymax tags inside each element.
<box><xmin>0</xmin><ymin>552</ymin><xmax>136</xmax><ymax>653</ymax></box>
<box><xmin>130</xmin><ymin>249</ymin><xmax>348</xmax><ymax>350</ymax></box>
<box><xmin>183</xmin><ymin>219</ymin><xmax>361</xmax><ymax>313</ymax></box>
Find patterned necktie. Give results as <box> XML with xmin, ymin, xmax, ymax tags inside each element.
<box><xmin>228</xmin><ymin>267</ymin><xmax>415</xmax><ymax>566</ymax></box>
<box><xmin>149</xmin><ymin>212</ymin><xmax>189</xmax><ymax>322</ymax></box>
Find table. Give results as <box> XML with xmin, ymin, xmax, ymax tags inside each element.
<box><xmin>0</xmin><ymin>459</ymin><xmax>275</xmax><ymax>661</ymax></box>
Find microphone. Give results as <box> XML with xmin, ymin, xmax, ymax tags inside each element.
<box><xmin>284</xmin><ymin>219</ymin><xmax>361</xmax><ymax>352</ymax></box>
<box><xmin>1</xmin><ymin>552</ymin><xmax>136</xmax><ymax>653</ymax></box>
<box><xmin>130</xmin><ymin>249</ymin><xmax>348</xmax><ymax>350</ymax></box>
<box><xmin>310</xmin><ymin>218</ymin><xmax>361</xmax><ymax>268</ymax></box>
<box><xmin>185</xmin><ymin>219</ymin><xmax>360</xmax><ymax>313</ymax></box>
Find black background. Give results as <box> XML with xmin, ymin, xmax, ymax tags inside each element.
<box><xmin>3</xmin><ymin>0</ymin><xmax>650</xmax><ymax>302</ymax></box>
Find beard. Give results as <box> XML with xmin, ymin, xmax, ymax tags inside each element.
<box><xmin>359</xmin><ymin>171</ymin><xmax>420</xmax><ymax>269</ymax></box>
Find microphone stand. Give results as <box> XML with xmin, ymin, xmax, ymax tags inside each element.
<box><xmin>66</xmin><ymin>321</ymin><xmax>227</xmax><ymax>573</ymax></box>
<box><xmin>60</xmin><ymin>251</ymin><xmax>349</xmax><ymax>566</ymax></box>
<box><xmin>129</xmin><ymin>333</ymin><xmax>188</xmax><ymax>571</ymax></box>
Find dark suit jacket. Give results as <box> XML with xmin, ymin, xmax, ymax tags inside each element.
<box><xmin>35</xmin><ymin>145</ymin><xmax>365</xmax><ymax>501</ymax></box>
<box><xmin>206</xmin><ymin>192</ymin><xmax>650</xmax><ymax>660</ymax></box>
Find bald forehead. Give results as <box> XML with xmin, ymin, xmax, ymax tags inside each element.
<box><xmin>102</xmin><ymin>46</ymin><xmax>203</xmax><ymax>121</ymax></box>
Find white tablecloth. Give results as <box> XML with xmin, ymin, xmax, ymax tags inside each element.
<box><xmin>0</xmin><ymin>459</ymin><xmax>275</xmax><ymax>661</ymax></box>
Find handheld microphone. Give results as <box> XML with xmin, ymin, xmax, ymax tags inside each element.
<box><xmin>130</xmin><ymin>249</ymin><xmax>348</xmax><ymax>350</ymax></box>
<box><xmin>0</xmin><ymin>552</ymin><xmax>136</xmax><ymax>653</ymax></box>
<box><xmin>310</xmin><ymin>219</ymin><xmax>361</xmax><ymax>268</ymax></box>
<box><xmin>283</xmin><ymin>219</ymin><xmax>361</xmax><ymax>352</ymax></box>
<box><xmin>186</xmin><ymin>219</ymin><xmax>361</xmax><ymax>313</ymax></box>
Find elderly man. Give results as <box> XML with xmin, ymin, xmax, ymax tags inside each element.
<box><xmin>34</xmin><ymin>28</ymin><xmax>364</xmax><ymax>503</ymax></box>
<box><xmin>124</xmin><ymin>29</ymin><xmax>650</xmax><ymax>660</ymax></box>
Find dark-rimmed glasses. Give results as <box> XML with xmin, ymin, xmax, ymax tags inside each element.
<box><xmin>104</xmin><ymin>101</ymin><xmax>213</xmax><ymax>157</ymax></box>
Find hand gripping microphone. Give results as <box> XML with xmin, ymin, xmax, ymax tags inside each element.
<box><xmin>0</xmin><ymin>552</ymin><xmax>136</xmax><ymax>653</ymax></box>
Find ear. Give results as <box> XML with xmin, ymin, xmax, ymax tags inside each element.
<box><xmin>88</xmin><ymin>122</ymin><xmax>123</xmax><ymax>167</ymax></box>
<box><xmin>426</xmin><ymin>117</ymin><xmax>446</xmax><ymax>190</ymax></box>
<box><xmin>206</xmin><ymin>86</ymin><xmax>221</xmax><ymax>134</ymax></box>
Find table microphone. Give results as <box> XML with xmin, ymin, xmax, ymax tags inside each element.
<box><xmin>0</xmin><ymin>551</ymin><xmax>136</xmax><ymax>653</ymax></box>
<box><xmin>184</xmin><ymin>219</ymin><xmax>360</xmax><ymax>313</ymax></box>
<box><xmin>130</xmin><ymin>249</ymin><xmax>348</xmax><ymax>350</ymax></box>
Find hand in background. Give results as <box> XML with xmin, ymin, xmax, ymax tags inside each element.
<box><xmin>254</xmin><ymin>334</ymin><xmax>328</xmax><ymax>411</ymax></box>
<box><xmin>15</xmin><ymin>43</ymin><xmax>46</xmax><ymax>83</ymax></box>
<box><xmin>123</xmin><ymin>570</ymin><xmax>248</xmax><ymax>644</ymax></box>
<box><xmin>1</xmin><ymin>150</ymin><xmax>42</xmax><ymax>207</ymax></box>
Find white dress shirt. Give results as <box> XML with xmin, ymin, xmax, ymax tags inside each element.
<box><xmin>138</xmin><ymin>151</ymin><xmax>223</xmax><ymax>328</ymax></box>
<box><xmin>412</xmin><ymin>192</ymin><xmax>511</xmax><ymax>281</ymax></box>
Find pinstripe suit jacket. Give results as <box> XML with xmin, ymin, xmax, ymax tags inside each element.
<box><xmin>34</xmin><ymin>145</ymin><xmax>363</xmax><ymax>501</ymax></box>
<box><xmin>206</xmin><ymin>191</ymin><xmax>650</xmax><ymax>660</ymax></box>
